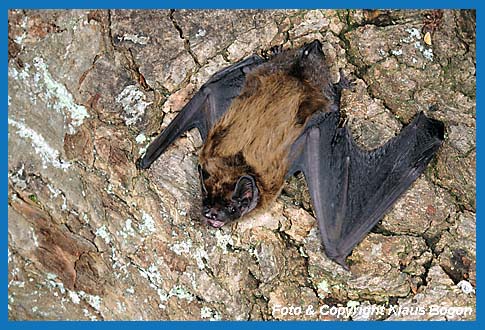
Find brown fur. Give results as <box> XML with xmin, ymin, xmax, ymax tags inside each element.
<box><xmin>199</xmin><ymin>66</ymin><xmax>330</xmax><ymax>209</ymax></box>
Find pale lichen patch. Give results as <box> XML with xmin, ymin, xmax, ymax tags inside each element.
<box><xmin>116</xmin><ymin>33</ymin><xmax>150</xmax><ymax>45</ymax></box>
<box><xmin>317</xmin><ymin>279</ymin><xmax>330</xmax><ymax>297</ymax></box>
<box><xmin>140</xmin><ymin>211</ymin><xmax>156</xmax><ymax>235</ymax></box>
<box><xmin>82</xmin><ymin>308</ymin><xmax>98</xmax><ymax>321</ymax></box>
<box><xmin>9</xmin><ymin>118</ymin><xmax>71</xmax><ymax>170</ymax></box>
<box><xmin>215</xmin><ymin>230</ymin><xmax>234</xmax><ymax>254</ymax></box>
<box><xmin>401</xmin><ymin>27</ymin><xmax>422</xmax><ymax>43</ymax></box>
<box><xmin>32</xmin><ymin>57</ymin><xmax>90</xmax><ymax>134</ymax></box>
<box><xmin>47</xmin><ymin>184</ymin><xmax>67</xmax><ymax>210</ymax></box>
<box><xmin>31</xmin><ymin>227</ymin><xmax>39</xmax><ymax>247</ymax></box>
<box><xmin>193</xmin><ymin>247</ymin><xmax>209</xmax><ymax>270</ymax></box>
<box><xmin>138</xmin><ymin>264</ymin><xmax>163</xmax><ymax>285</ymax></box>
<box><xmin>135</xmin><ymin>133</ymin><xmax>147</xmax><ymax>144</ymax></box>
<box><xmin>78</xmin><ymin>291</ymin><xmax>103</xmax><ymax>311</ymax></box>
<box><xmin>195</xmin><ymin>28</ymin><xmax>207</xmax><ymax>38</ymax></box>
<box><xmin>169</xmin><ymin>285</ymin><xmax>195</xmax><ymax>302</ymax></box>
<box><xmin>201</xmin><ymin>306</ymin><xmax>222</xmax><ymax>320</ymax></box>
<box><xmin>95</xmin><ymin>225</ymin><xmax>111</xmax><ymax>245</ymax></box>
<box><xmin>457</xmin><ymin>280</ymin><xmax>475</xmax><ymax>295</ymax></box>
<box><xmin>170</xmin><ymin>239</ymin><xmax>193</xmax><ymax>255</ymax></box>
<box><xmin>115</xmin><ymin>85</ymin><xmax>152</xmax><ymax>126</ymax></box>
<box><xmin>68</xmin><ymin>290</ymin><xmax>81</xmax><ymax>304</ymax></box>
<box><xmin>400</xmin><ymin>28</ymin><xmax>433</xmax><ymax>62</ymax></box>
<box><xmin>117</xmin><ymin>219</ymin><xmax>136</xmax><ymax>239</ymax></box>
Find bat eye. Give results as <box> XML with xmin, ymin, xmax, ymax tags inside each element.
<box><xmin>240</xmin><ymin>198</ymin><xmax>249</xmax><ymax>208</ymax></box>
<box><xmin>234</xmin><ymin>198</ymin><xmax>247</xmax><ymax>208</ymax></box>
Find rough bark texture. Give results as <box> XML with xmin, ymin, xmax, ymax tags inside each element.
<box><xmin>8</xmin><ymin>9</ymin><xmax>475</xmax><ymax>320</ymax></box>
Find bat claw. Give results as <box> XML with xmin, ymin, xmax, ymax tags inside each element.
<box><xmin>333</xmin><ymin>256</ymin><xmax>350</xmax><ymax>271</ymax></box>
<box><xmin>136</xmin><ymin>156</ymin><xmax>149</xmax><ymax>170</ymax></box>
<box><xmin>262</xmin><ymin>44</ymin><xmax>285</xmax><ymax>59</ymax></box>
<box><xmin>270</xmin><ymin>44</ymin><xmax>284</xmax><ymax>56</ymax></box>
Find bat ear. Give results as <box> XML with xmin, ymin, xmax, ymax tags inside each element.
<box><xmin>232</xmin><ymin>175</ymin><xmax>258</xmax><ymax>203</ymax></box>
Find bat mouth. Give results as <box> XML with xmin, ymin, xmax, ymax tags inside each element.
<box><xmin>205</xmin><ymin>218</ymin><xmax>225</xmax><ymax>228</ymax></box>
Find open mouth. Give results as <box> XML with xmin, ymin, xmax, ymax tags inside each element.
<box><xmin>206</xmin><ymin>218</ymin><xmax>225</xmax><ymax>228</ymax></box>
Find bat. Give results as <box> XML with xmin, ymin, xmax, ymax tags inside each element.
<box><xmin>137</xmin><ymin>40</ymin><xmax>444</xmax><ymax>269</ymax></box>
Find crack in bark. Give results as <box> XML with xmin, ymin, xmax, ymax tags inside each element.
<box><xmin>169</xmin><ymin>10</ymin><xmax>201</xmax><ymax>67</ymax></box>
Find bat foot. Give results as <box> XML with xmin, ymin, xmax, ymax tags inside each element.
<box><xmin>262</xmin><ymin>44</ymin><xmax>284</xmax><ymax>59</ymax></box>
<box><xmin>337</xmin><ymin>68</ymin><xmax>356</xmax><ymax>92</ymax></box>
<box><xmin>270</xmin><ymin>44</ymin><xmax>284</xmax><ymax>56</ymax></box>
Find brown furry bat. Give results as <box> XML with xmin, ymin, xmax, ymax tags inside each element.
<box><xmin>138</xmin><ymin>40</ymin><xmax>443</xmax><ymax>268</ymax></box>
<box><xmin>199</xmin><ymin>49</ymin><xmax>332</xmax><ymax>223</ymax></box>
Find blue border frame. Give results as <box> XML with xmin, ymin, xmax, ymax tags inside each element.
<box><xmin>4</xmin><ymin>0</ymin><xmax>480</xmax><ymax>328</ymax></box>
<box><xmin>2</xmin><ymin>0</ymin><xmax>479</xmax><ymax>9</ymax></box>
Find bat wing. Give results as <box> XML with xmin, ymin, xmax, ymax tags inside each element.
<box><xmin>289</xmin><ymin>111</ymin><xmax>444</xmax><ymax>268</ymax></box>
<box><xmin>138</xmin><ymin>55</ymin><xmax>264</xmax><ymax>169</ymax></box>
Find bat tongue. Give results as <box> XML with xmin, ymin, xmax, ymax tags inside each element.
<box><xmin>207</xmin><ymin>219</ymin><xmax>225</xmax><ymax>228</ymax></box>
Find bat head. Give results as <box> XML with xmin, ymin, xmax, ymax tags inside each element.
<box><xmin>198</xmin><ymin>164</ymin><xmax>259</xmax><ymax>228</ymax></box>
